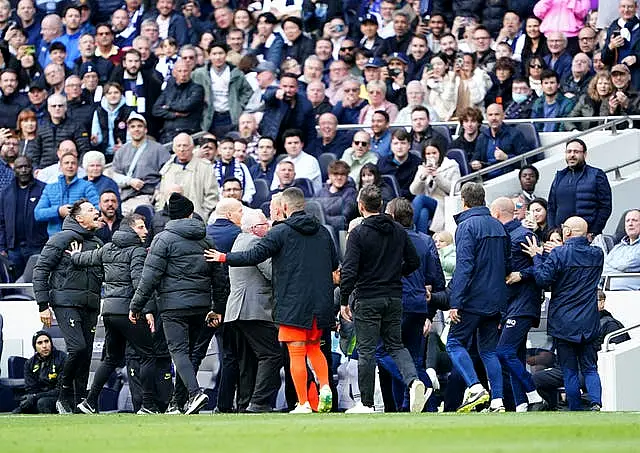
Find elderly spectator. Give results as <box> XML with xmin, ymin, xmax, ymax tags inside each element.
<box><xmin>577</xmin><ymin>26</ymin><xmax>599</xmax><ymax>58</ymax></box>
<box><xmin>43</xmin><ymin>63</ymin><xmax>65</xmax><ymax>95</ymax></box>
<box><xmin>608</xmin><ymin>64</ymin><xmax>640</xmax><ymax>115</ymax></box>
<box><xmin>65</xmin><ymin>75</ymin><xmax>94</xmax><ymax>134</ymax></box>
<box><xmin>315</xmin><ymin>161</ymin><xmax>358</xmax><ymax>231</ymax></box>
<box><xmin>396</xmin><ymin>82</ymin><xmax>438</xmax><ymax>126</ymax></box>
<box><xmin>152</xmin><ymin>60</ymin><xmax>204</xmax><ymax>143</ymax></box>
<box><xmin>566</xmin><ymin>71</ymin><xmax>615</xmax><ymax>131</ymax></box>
<box><xmin>82</xmin><ymin>151</ymin><xmax>120</xmax><ymax>202</ymax></box>
<box><xmin>359</xmin><ymin>80</ymin><xmax>399</xmax><ymax>125</ymax></box>
<box><xmin>34</xmin><ymin>150</ymin><xmax>99</xmax><ymax>235</ymax></box>
<box><xmin>603</xmin><ymin>210</ymin><xmax>640</xmax><ymax>290</ymax></box>
<box><xmin>513</xmin><ymin>17</ymin><xmax>549</xmax><ymax>66</ymax></box>
<box><xmin>192</xmin><ymin>42</ymin><xmax>254</xmax><ymax>138</ymax></box>
<box><xmin>543</xmin><ymin>32</ymin><xmax>573</xmax><ymax>81</ymax></box>
<box><xmin>245</xmin><ymin>61</ymin><xmax>278</xmax><ymax>114</ymax></box>
<box><xmin>547</xmin><ymin>139</ymin><xmax>612</xmax><ymax>237</ymax></box>
<box><xmin>299</xmin><ymin>55</ymin><xmax>324</xmax><ymax>87</ymax></box>
<box><xmin>30</xmin><ymin>94</ymin><xmax>90</xmax><ymax>169</ymax></box>
<box><xmin>310</xmin><ymin>113</ymin><xmax>353</xmax><ymax>158</ymax></box>
<box><xmin>505</xmin><ymin>78</ymin><xmax>538</xmax><ymax>120</ymax></box>
<box><xmin>90</xmin><ymin>82</ymin><xmax>134</xmax><ymax>161</ymax></box>
<box><xmin>0</xmin><ymin>69</ymin><xmax>29</xmax><ymax>129</ymax></box>
<box><xmin>531</xmin><ymin>70</ymin><xmax>575</xmax><ymax>132</ymax></box>
<box><xmin>561</xmin><ymin>53</ymin><xmax>594</xmax><ymax>100</ymax></box>
<box><xmin>326</xmin><ymin>60</ymin><xmax>349</xmax><ymax>106</ymax></box>
<box><xmin>410</xmin><ymin>138</ymin><xmax>461</xmax><ymax>233</ymax></box>
<box><xmin>600</xmin><ymin>0</ymin><xmax>640</xmax><ymax>88</ymax></box>
<box><xmin>16</xmin><ymin>109</ymin><xmax>38</xmax><ymax>158</ymax></box>
<box><xmin>111</xmin><ymin>113</ymin><xmax>170</xmax><ymax>215</ymax></box>
<box><xmin>155</xmin><ymin>133</ymin><xmax>219</xmax><ymax>221</ymax></box>
<box><xmin>341</xmin><ymin>130</ymin><xmax>379</xmax><ymax>181</ymax></box>
<box><xmin>332</xmin><ymin>78</ymin><xmax>367</xmax><ymax>125</ymax></box>
<box><xmin>306</xmin><ymin>81</ymin><xmax>333</xmax><ymax>121</ymax></box>
<box><xmin>237</xmin><ymin>113</ymin><xmax>261</xmax><ymax>158</ymax></box>
<box><xmin>38</xmin><ymin>14</ymin><xmax>63</xmax><ymax>69</ymax></box>
<box><xmin>35</xmin><ymin>140</ymin><xmax>87</xmax><ymax>184</ymax></box>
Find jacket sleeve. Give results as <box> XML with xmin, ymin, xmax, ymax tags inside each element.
<box><xmin>225</xmin><ymin>227</ymin><xmax>284</xmax><ymax>267</ymax></box>
<box><xmin>339</xmin><ymin>227</ymin><xmax>361</xmax><ymax>306</ymax></box>
<box><xmin>262</xmin><ymin>86</ymin><xmax>279</xmax><ymax>106</ymax></box>
<box><xmin>30</xmin><ymin>133</ymin><xmax>43</xmax><ymax>168</ymax></box>
<box><xmin>201</xmin><ymin>165</ymin><xmax>219</xmax><ymax>220</ymax></box>
<box><xmin>0</xmin><ymin>193</ymin><xmax>7</xmax><ymax>252</ymax></box>
<box><xmin>237</xmin><ymin>77</ymin><xmax>255</xmax><ymax>113</ymax></box>
<box><xmin>592</xmin><ymin>169</ymin><xmax>613</xmax><ymax>235</ymax></box>
<box><xmin>210</xmin><ymin>260</ymin><xmax>229</xmax><ymax>314</ymax></box>
<box><xmin>34</xmin><ymin>185</ymin><xmax>59</xmax><ymax>222</ymax></box>
<box><xmin>33</xmin><ymin>240</ymin><xmax>65</xmax><ymax>310</ymax></box>
<box><xmin>546</xmin><ymin>173</ymin><xmax>559</xmax><ymax>228</ymax></box>
<box><xmin>23</xmin><ymin>358</ymin><xmax>39</xmax><ymax>394</ymax></box>
<box><xmin>170</xmin><ymin>15</ymin><xmax>189</xmax><ymax>46</ymax></box>
<box><xmin>449</xmin><ymin>223</ymin><xmax>475</xmax><ymax>310</ymax></box>
<box><xmin>130</xmin><ymin>247</ymin><xmax>147</xmax><ymax>292</ymax></box>
<box><xmin>402</xmin><ymin>231</ymin><xmax>420</xmax><ymax>276</ymax></box>
<box><xmin>130</xmin><ymin>236</ymin><xmax>169</xmax><ymax>313</ymax></box>
<box><xmin>532</xmin><ymin>251</ymin><xmax>559</xmax><ymax>288</ymax></box>
<box><xmin>264</xmin><ymin>36</ymin><xmax>284</xmax><ymax>66</ymax></box>
<box><xmin>151</xmin><ymin>89</ymin><xmax>174</xmax><ymax>119</ymax></box>
<box><xmin>70</xmin><ymin>247</ymin><xmax>104</xmax><ymax>268</ymax></box>
<box><xmin>73</xmin><ymin>123</ymin><xmax>91</xmax><ymax>159</ymax></box>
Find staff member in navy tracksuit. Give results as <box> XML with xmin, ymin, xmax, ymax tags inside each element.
<box><xmin>522</xmin><ymin>216</ymin><xmax>604</xmax><ymax>411</ymax></box>
<box><xmin>490</xmin><ymin>197</ymin><xmax>547</xmax><ymax>412</ymax></box>
<box><xmin>446</xmin><ymin>182</ymin><xmax>511</xmax><ymax>413</ymax></box>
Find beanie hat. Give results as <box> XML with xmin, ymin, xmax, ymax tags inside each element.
<box><xmin>32</xmin><ymin>330</ymin><xmax>53</xmax><ymax>350</ymax></box>
<box><xmin>168</xmin><ymin>192</ymin><xmax>194</xmax><ymax>219</ymax></box>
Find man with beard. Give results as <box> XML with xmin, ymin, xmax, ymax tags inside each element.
<box><xmin>0</xmin><ymin>156</ymin><xmax>48</xmax><ymax>280</ymax></box>
<box><xmin>33</xmin><ymin>198</ymin><xmax>104</xmax><ymax>413</ymax></box>
<box><xmin>427</xmin><ymin>14</ymin><xmax>447</xmax><ymax>54</ymax></box>
<box><xmin>73</xmin><ymin>33</ymin><xmax>114</xmax><ymax>83</ymax></box>
<box><xmin>379</xmin><ymin>11</ymin><xmax>412</xmax><ymax>57</ymax></box>
<box><xmin>143</xmin><ymin>0</ymin><xmax>189</xmax><ymax>46</ymax></box>
<box><xmin>0</xmin><ymin>131</ymin><xmax>18</xmax><ymax>192</ymax></box>
<box><xmin>112</xmin><ymin>9</ymin><xmax>135</xmax><ymax>48</ymax></box>
<box><xmin>110</xmin><ymin>48</ymin><xmax>162</xmax><ymax>138</ymax></box>
<box><xmin>0</xmin><ymin>69</ymin><xmax>29</xmax><ymax>129</ymax></box>
<box><xmin>95</xmin><ymin>190</ymin><xmax>122</xmax><ymax>244</ymax></box>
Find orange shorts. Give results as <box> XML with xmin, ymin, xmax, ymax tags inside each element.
<box><xmin>278</xmin><ymin>318</ymin><xmax>323</xmax><ymax>342</ymax></box>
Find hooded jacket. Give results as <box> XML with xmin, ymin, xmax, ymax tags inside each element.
<box><xmin>24</xmin><ymin>344</ymin><xmax>67</xmax><ymax>396</ymax></box>
<box><xmin>33</xmin><ymin>216</ymin><xmax>104</xmax><ymax>312</ymax></box>
<box><xmin>130</xmin><ymin>218</ymin><xmax>229</xmax><ymax>314</ymax></box>
<box><xmin>340</xmin><ymin>214</ymin><xmax>420</xmax><ymax>305</ymax></box>
<box><xmin>92</xmin><ymin>96</ymin><xmax>134</xmax><ymax>155</ymax></box>
<box><xmin>0</xmin><ymin>178</ymin><xmax>48</xmax><ymax>252</ymax></box>
<box><xmin>225</xmin><ymin>210</ymin><xmax>339</xmax><ymax>329</ymax></box>
<box><xmin>70</xmin><ymin>223</ymin><xmax>147</xmax><ymax>316</ymax></box>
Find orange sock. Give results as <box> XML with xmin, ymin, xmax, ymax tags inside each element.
<box><xmin>306</xmin><ymin>341</ymin><xmax>329</xmax><ymax>387</ymax></box>
<box><xmin>287</xmin><ymin>343</ymin><xmax>308</xmax><ymax>404</ymax></box>
<box><xmin>308</xmin><ymin>381</ymin><xmax>319</xmax><ymax>411</ymax></box>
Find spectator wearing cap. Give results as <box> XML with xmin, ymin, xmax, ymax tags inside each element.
<box><xmin>27</xmin><ymin>78</ymin><xmax>49</xmax><ymax>125</ymax></box>
<box><xmin>385</xmin><ymin>52</ymin><xmax>409</xmax><ymax>109</ymax></box>
<box><xmin>602</xmin><ymin>0</ymin><xmax>640</xmax><ymax>89</ymax></box>
<box><xmin>112</xmin><ymin>112</ymin><xmax>170</xmax><ymax>215</ymax></box>
<box><xmin>37</xmin><ymin>14</ymin><xmax>63</xmax><ymax>69</ymax></box>
<box><xmin>95</xmin><ymin>23</ymin><xmax>125</xmax><ymax>66</ymax></box>
<box><xmin>332</xmin><ymin>78</ymin><xmax>368</xmax><ymax>125</ymax></box>
<box><xmin>142</xmin><ymin>0</ymin><xmax>189</xmax><ymax>46</ymax></box>
<box><xmin>80</xmin><ymin>64</ymin><xmax>104</xmax><ymax>104</ymax></box>
<box><xmin>192</xmin><ymin>42</ymin><xmax>254</xmax><ymax>138</ymax></box>
<box><xmin>282</xmin><ymin>16</ymin><xmax>314</xmax><ymax>65</ymax></box>
<box><xmin>57</xmin><ymin>5</ymin><xmax>82</xmax><ymax>68</ymax></box>
<box><xmin>245</xmin><ymin>60</ymin><xmax>278</xmax><ymax>113</ymax></box>
<box><xmin>0</xmin><ymin>69</ymin><xmax>29</xmax><ymax>129</ymax></box>
<box><xmin>73</xmin><ymin>33</ymin><xmax>114</xmax><ymax>83</ymax></box>
<box><xmin>379</xmin><ymin>11</ymin><xmax>412</xmax><ymax>58</ymax></box>
<box><xmin>359</xmin><ymin>13</ymin><xmax>384</xmax><ymax>56</ymax></box>
<box><xmin>247</xmin><ymin>12</ymin><xmax>284</xmax><ymax>67</ymax></box>
<box><xmin>608</xmin><ymin>63</ymin><xmax>640</xmax><ymax>115</ymax></box>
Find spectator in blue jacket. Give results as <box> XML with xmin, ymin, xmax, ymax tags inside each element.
<box><xmin>34</xmin><ymin>150</ymin><xmax>99</xmax><ymax>236</ymax></box>
<box><xmin>246</xmin><ymin>12</ymin><xmax>284</xmax><ymax>67</ymax></box>
<box><xmin>471</xmin><ymin>104</ymin><xmax>531</xmax><ymax>179</ymax></box>
<box><xmin>142</xmin><ymin>0</ymin><xmax>189</xmax><ymax>46</ymax></box>
<box><xmin>601</xmin><ymin>0</ymin><xmax>640</xmax><ymax>89</ymax></box>
<box><xmin>0</xmin><ymin>156</ymin><xmax>48</xmax><ymax>280</ymax></box>
<box><xmin>332</xmin><ymin>78</ymin><xmax>368</xmax><ymax>125</ymax></box>
<box><xmin>543</xmin><ymin>32</ymin><xmax>572</xmax><ymax>82</ymax></box>
<box><xmin>446</xmin><ymin>182</ymin><xmax>510</xmax><ymax>413</ymax></box>
<box><xmin>491</xmin><ymin>197</ymin><xmax>547</xmax><ymax>412</ymax></box>
<box><xmin>547</xmin><ymin>139</ymin><xmax>612</xmax><ymax>237</ymax></box>
<box><xmin>531</xmin><ymin>70</ymin><xmax>576</xmax><ymax>132</ymax></box>
<box><xmin>522</xmin><ymin>216</ymin><xmax>604</xmax><ymax>411</ymax></box>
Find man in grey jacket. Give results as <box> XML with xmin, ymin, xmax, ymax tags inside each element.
<box><xmin>223</xmin><ymin>209</ymin><xmax>282</xmax><ymax>413</ymax></box>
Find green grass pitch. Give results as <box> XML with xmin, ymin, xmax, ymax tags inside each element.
<box><xmin>2</xmin><ymin>412</ymin><xmax>640</xmax><ymax>452</ymax></box>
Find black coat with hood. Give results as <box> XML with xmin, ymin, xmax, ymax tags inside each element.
<box><xmin>70</xmin><ymin>223</ymin><xmax>147</xmax><ymax>316</ymax></box>
<box><xmin>225</xmin><ymin>210</ymin><xmax>339</xmax><ymax>330</ymax></box>
<box><xmin>339</xmin><ymin>213</ymin><xmax>420</xmax><ymax>306</ymax></box>
<box><xmin>33</xmin><ymin>216</ymin><xmax>104</xmax><ymax>312</ymax></box>
<box><xmin>130</xmin><ymin>218</ymin><xmax>228</xmax><ymax>315</ymax></box>
<box><xmin>24</xmin><ymin>341</ymin><xmax>67</xmax><ymax>396</ymax></box>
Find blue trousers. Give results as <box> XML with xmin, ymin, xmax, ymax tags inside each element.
<box><xmin>555</xmin><ymin>338</ymin><xmax>602</xmax><ymax>410</ymax></box>
<box><xmin>446</xmin><ymin>311</ymin><xmax>503</xmax><ymax>399</ymax></box>
<box><xmin>496</xmin><ymin>316</ymin><xmax>536</xmax><ymax>406</ymax></box>
<box><xmin>411</xmin><ymin>195</ymin><xmax>437</xmax><ymax>234</ymax></box>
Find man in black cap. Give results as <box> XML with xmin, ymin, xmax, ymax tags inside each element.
<box><xmin>27</xmin><ymin>79</ymin><xmax>50</xmax><ymax>124</ymax></box>
<box><xmin>130</xmin><ymin>192</ymin><xmax>229</xmax><ymax>415</ymax></box>
<box><xmin>13</xmin><ymin>331</ymin><xmax>67</xmax><ymax>414</ymax></box>
<box><xmin>359</xmin><ymin>13</ymin><xmax>384</xmax><ymax>56</ymax></box>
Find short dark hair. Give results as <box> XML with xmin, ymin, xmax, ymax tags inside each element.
<box><xmin>527</xmin><ymin>197</ymin><xmax>548</xmax><ymax>212</ymax></box>
<box><xmin>124</xmin><ymin>48</ymin><xmax>142</xmax><ymax>60</ymax></box>
<box><xmin>359</xmin><ymin>163</ymin><xmax>381</xmax><ymax>188</ymax></box>
<box><xmin>258</xmin><ymin>136</ymin><xmax>275</xmax><ymax>147</ymax></box>
<box><xmin>411</xmin><ymin>105</ymin><xmax>430</xmax><ymax>118</ymax></box>
<box><xmin>358</xmin><ymin>184</ymin><xmax>382</xmax><ymax>213</ymax></box>
<box><xmin>95</xmin><ymin>23</ymin><xmax>113</xmax><ymax>34</ymax></box>
<box><xmin>222</xmin><ymin>177</ymin><xmax>243</xmax><ymax>189</ymax></box>
<box><xmin>495</xmin><ymin>57</ymin><xmax>515</xmax><ymax>73</ymax></box>
<box><xmin>422</xmin><ymin>138</ymin><xmax>446</xmax><ymax>166</ymax></box>
<box><xmin>100</xmin><ymin>189</ymin><xmax>119</xmax><ymax>200</ymax></box>
<box><xmin>208</xmin><ymin>41</ymin><xmax>229</xmax><ymax>53</ymax></box>
<box><xmin>69</xmin><ymin>198</ymin><xmax>90</xmax><ymax>218</ymax></box>
<box><xmin>540</xmin><ymin>69</ymin><xmax>559</xmax><ymax>83</ymax></box>
<box><xmin>328</xmin><ymin>160</ymin><xmax>350</xmax><ymax>175</ymax></box>
<box><xmin>372</xmin><ymin>110</ymin><xmax>390</xmax><ymax>123</ymax></box>
<box><xmin>218</xmin><ymin>137</ymin><xmax>235</xmax><ymax>146</ymax></box>
<box><xmin>518</xmin><ymin>164</ymin><xmax>539</xmax><ymax>180</ymax></box>
<box><xmin>386</xmin><ymin>197</ymin><xmax>413</xmax><ymax>228</ymax></box>
<box><xmin>282</xmin><ymin>128</ymin><xmax>304</xmax><ymax>142</ymax></box>
<box><xmin>282</xmin><ymin>16</ymin><xmax>303</xmax><ymax>29</ymax></box>
<box><xmin>124</xmin><ymin>213</ymin><xmax>146</xmax><ymax>227</ymax></box>
<box><xmin>391</xmin><ymin>128</ymin><xmax>410</xmax><ymax>142</ymax></box>
<box><xmin>280</xmin><ymin>72</ymin><xmax>299</xmax><ymax>81</ymax></box>
<box><xmin>460</xmin><ymin>182</ymin><xmax>485</xmax><ymax>208</ymax></box>
<box><xmin>566</xmin><ymin>138</ymin><xmax>587</xmax><ymax>153</ymax></box>
<box><xmin>512</xmin><ymin>77</ymin><xmax>530</xmax><ymax>86</ymax></box>
<box><xmin>50</xmin><ymin>41</ymin><xmax>67</xmax><ymax>52</ymax></box>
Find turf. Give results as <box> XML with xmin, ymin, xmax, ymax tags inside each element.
<box><xmin>2</xmin><ymin>412</ymin><xmax>640</xmax><ymax>453</ymax></box>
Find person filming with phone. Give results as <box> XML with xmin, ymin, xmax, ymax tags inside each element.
<box><xmin>601</xmin><ymin>0</ymin><xmax>640</xmax><ymax>90</ymax></box>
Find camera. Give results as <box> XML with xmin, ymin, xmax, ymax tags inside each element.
<box><xmin>389</xmin><ymin>68</ymin><xmax>401</xmax><ymax>78</ymax></box>
<box><xmin>334</xmin><ymin>24</ymin><xmax>345</xmax><ymax>33</ymax></box>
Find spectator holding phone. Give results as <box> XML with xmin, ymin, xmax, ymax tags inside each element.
<box><xmin>600</xmin><ymin>0</ymin><xmax>640</xmax><ymax>89</ymax></box>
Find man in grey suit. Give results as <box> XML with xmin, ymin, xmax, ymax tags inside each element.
<box><xmin>220</xmin><ymin>209</ymin><xmax>283</xmax><ymax>413</ymax></box>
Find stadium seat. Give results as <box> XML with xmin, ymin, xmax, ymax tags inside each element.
<box><xmin>134</xmin><ymin>204</ymin><xmax>155</xmax><ymax>229</ymax></box>
<box><xmin>8</xmin><ymin>356</ymin><xmax>26</xmax><ymax>379</ymax></box>
<box><xmin>322</xmin><ymin>224</ymin><xmax>340</xmax><ymax>260</ymax></box>
<box><xmin>251</xmin><ymin>179</ymin><xmax>271</xmax><ymax>209</ymax></box>
<box><xmin>293</xmin><ymin>178</ymin><xmax>315</xmax><ymax>197</ymax></box>
<box><xmin>432</xmin><ymin>125</ymin><xmax>452</xmax><ymax>146</ymax></box>
<box><xmin>318</xmin><ymin>153</ymin><xmax>337</xmax><ymax>182</ymax></box>
<box><xmin>381</xmin><ymin>175</ymin><xmax>401</xmax><ymax>198</ymax></box>
<box><xmin>18</xmin><ymin>254</ymin><xmax>39</xmax><ymax>283</ymax></box>
<box><xmin>446</xmin><ymin>148</ymin><xmax>470</xmax><ymax>176</ymax></box>
<box><xmin>305</xmin><ymin>199</ymin><xmax>327</xmax><ymax>225</ymax></box>
<box><xmin>514</xmin><ymin>123</ymin><xmax>541</xmax><ymax>149</ymax></box>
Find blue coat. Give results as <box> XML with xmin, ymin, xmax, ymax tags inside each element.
<box><xmin>246</xmin><ymin>33</ymin><xmax>285</xmax><ymax>67</ymax></box>
<box><xmin>544</xmin><ymin>51</ymin><xmax>572</xmax><ymax>82</ymax></box>
<box><xmin>332</xmin><ymin>100</ymin><xmax>367</xmax><ymax>125</ymax></box>
<box><xmin>0</xmin><ymin>179</ymin><xmax>48</xmax><ymax>252</ymax></box>
<box><xmin>34</xmin><ymin>175</ymin><xmax>100</xmax><ymax>236</ymax></box>
<box><xmin>532</xmin><ymin>236</ymin><xmax>603</xmax><ymax>343</ymax></box>
<box><xmin>547</xmin><ymin>164</ymin><xmax>612</xmax><ymax>236</ymax></box>
<box><xmin>259</xmin><ymin>88</ymin><xmax>316</xmax><ymax>147</ymax></box>
<box><xmin>142</xmin><ymin>10</ymin><xmax>189</xmax><ymax>46</ymax></box>
<box><xmin>601</xmin><ymin>19</ymin><xmax>640</xmax><ymax>89</ymax></box>
<box><xmin>402</xmin><ymin>229</ymin><xmax>446</xmax><ymax>313</ymax></box>
<box><xmin>472</xmin><ymin>124</ymin><xmax>530</xmax><ymax>179</ymax></box>
<box><xmin>449</xmin><ymin>206</ymin><xmax>511</xmax><ymax>316</ymax></box>
<box><xmin>206</xmin><ymin>219</ymin><xmax>241</xmax><ymax>253</ymax></box>
<box><xmin>503</xmin><ymin>219</ymin><xmax>542</xmax><ymax>320</ymax></box>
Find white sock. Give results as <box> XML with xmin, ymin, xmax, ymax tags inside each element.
<box><xmin>426</xmin><ymin>368</ymin><xmax>440</xmax><ymax>391</ymax></box>
<box><xmin>490</xmin><ymin>398</ymin><xmax>503</xmax><ymax>409</ymax></box>
<box><xmin>469</xmin><ymin>383</ymin><xmax>484</xmax><ymax>394</ymax></box>
<box><xmin>516</xmin><ymin>403</ymin><xmax>529</xmax><ymax>413</ymax></box>
<box><xmin>527</xmin><ymin>390</ymin><xmax>543</xmax><ymax>404</ymax></box>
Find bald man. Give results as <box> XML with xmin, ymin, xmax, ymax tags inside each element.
<box><xmin>491</xmin><ymin>197</ymin><xmax>546</xmax><ymax>412</ymax></box>
<box><xmin>522</xmin><ymin>216</ymin><xmax>604</xmax><ymax>411</ymax></box>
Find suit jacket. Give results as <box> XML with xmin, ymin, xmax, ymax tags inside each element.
<box><xmin>224</xmin><ymin>233</ymin><xmax>273</xmax><ymax>323</ymax></box>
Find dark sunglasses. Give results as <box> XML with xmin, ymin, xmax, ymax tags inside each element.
<box><xmin>340</xmin><ymin>46</ymin><xmax>355</xmax><ymax>51</ymax></box>
<box><xmin>529</xmin><ymin>64</ymin><xmax>542</xmax><ymax>69</ymax></box>
<box><xmin>353</xmin><ymin>140</ymin><xmax>369</xmax><ymax>146</ymax></box>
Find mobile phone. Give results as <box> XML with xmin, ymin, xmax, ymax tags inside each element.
<box><xmin>525</xmin><ymin>210</ymin><xmax>536</xmax><ymax>225</ymax></box>
<box><xmin>612</xmin><ymin>30</ymin><xmax>621</xmax><ymax>39</ymax></box>
<box><xmin>335</xmin><ymin>24</ymin><xmax>345</xmax><ymax>33</ymax></box>
<box><xmin>23</xmin><ymin>45</ymin><xmax>36</xmax><ymax>55</ymax></box>
<box><xmin>425</xmin><ymin>63</ymin><xmax>433</xmax><ymax>71</ymax></box>
<box><xmin>426</xmin><ymin>157</ymin><xmax>436</xmax><ymax>167</ymax></box>
<box><xmin>388</xmin><ymin>68</ymin><xmax>401</xmax><ymax>78</ymax></box>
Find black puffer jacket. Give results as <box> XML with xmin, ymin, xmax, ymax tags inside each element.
<box><xmin>151</xmin><ymin>79</ymin><xmax>204</xmax><ymax>136</ymax></box>
<box><xmin>225</xmin><ymin>210</ymin><xmax>339</xmax><ymax>330</ymax></box>
<box><xmin>71</xmin><ymin>224</ymin><xmax>146</xmax><ymax>316</ymax></box>
<box><xmin>130</xmin><ymin>218</ymin><xmax>228</xmax><ymax>314</ymax></box>
<box><xmin>30</xmin><ymin>117</ymin><xmax>90</xmax><ymax>169</ymax></box>
<box><xmin>33</xmin><ymin>216</ymin><xmax>104</xmax><ymax>312</ymax></box>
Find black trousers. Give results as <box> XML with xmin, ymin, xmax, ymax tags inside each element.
<box><xmin>87</xmin><ymin>314</ymin><xmax>157</xmax><ymax>410</ymax></box>
<box><xmin>161</xmin><ymin>309</ymin><xmax>208</xmax><ymax>403</ymax></box>
<box><xmin>233</xmin><ymin>320</ymin><xmax>283</xmax><ymax>407</ymax></box>
<box><xmin>53</xmin><ymin>307</ymin><xmax>98</xmax><ymax>403</ymax></box>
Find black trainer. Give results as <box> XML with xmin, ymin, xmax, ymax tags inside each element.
<box><xmin>528</xmin><ymin>401</ymin><xmax>548</xmax><ymax>412</ymax></box>
<box><xmin>56</xmin><ymin>398</ymin><xmax>74</xmax><ymax>415</ymax></box>
<box><xmin>185</xmin><ymin>391</ymin><xmax>209</xmax><ymax>415</ymax></box>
